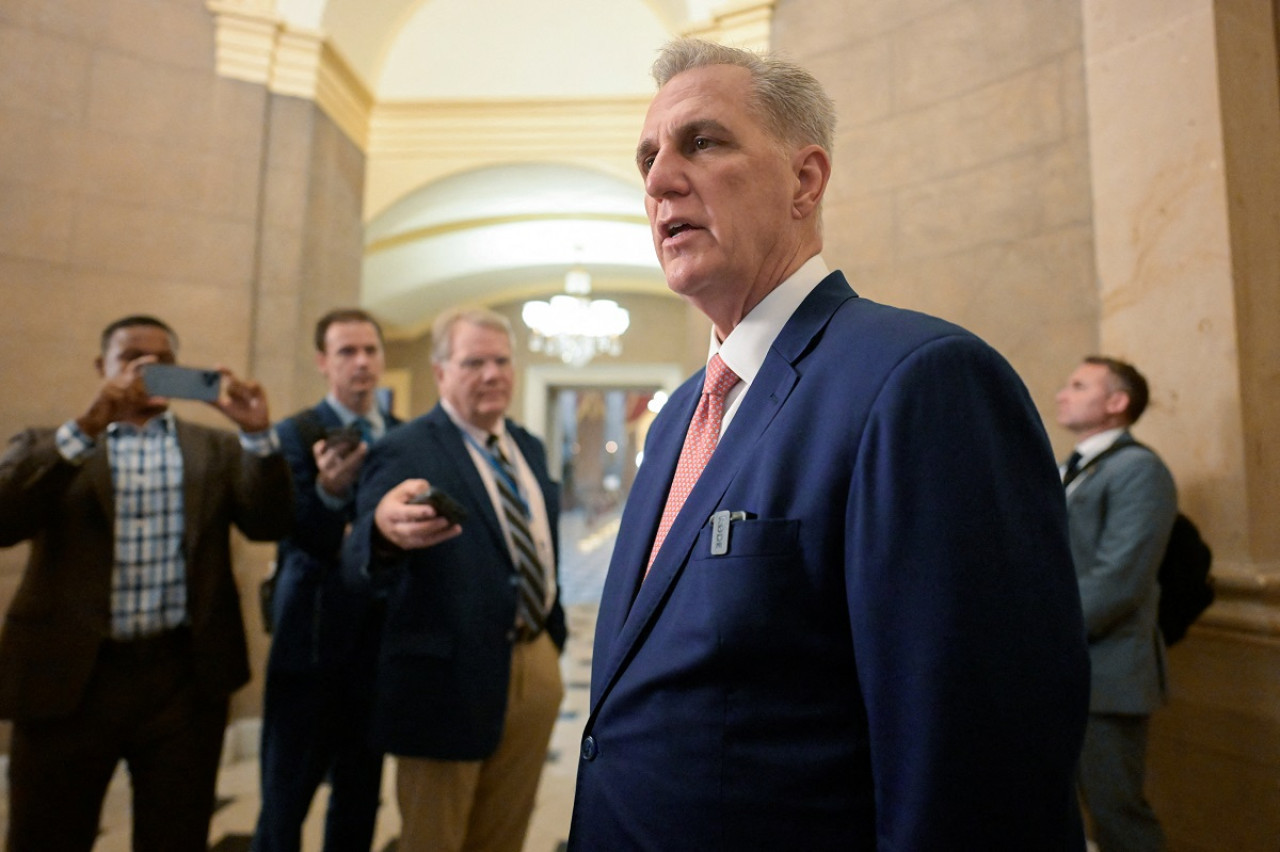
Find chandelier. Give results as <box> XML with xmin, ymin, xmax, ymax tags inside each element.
<box><xmin>521</xmin><ymin>267</ymin><xmax>630</xmax><ymax>367</ymax></box>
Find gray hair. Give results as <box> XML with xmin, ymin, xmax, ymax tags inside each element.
<box><xmin>430</xmin><ymin>307</ymin><xmax>514</xmax><ymax>364</ymax></box>
<box><xmin>652</xmin><ymin>38</ymin><xmax>836</xmax><ymax>155</ymax></box>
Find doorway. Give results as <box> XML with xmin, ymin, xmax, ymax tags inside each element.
<box><xmin>523</xmin><ymin>363</ymin><xmax>685</xmax><ymax>604</ymax></box>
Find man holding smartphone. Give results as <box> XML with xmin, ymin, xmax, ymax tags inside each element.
<box><xmin>254</xmin><ymin>308</ymin><xmax>401</xmax><ymax>852</ymax></box>
<box><xmin>344</xmin><ymin>307</ymin><xmax>565</xmax><ymax>852</ymax></box>
<box><xmin>0</xmin><ymin>314</ymin><xmax>292</xmax><ymax>851</ymax></box>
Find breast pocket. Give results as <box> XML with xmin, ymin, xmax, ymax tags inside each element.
<box><xmin>686</xmin><ymin>517</ymin><xmax>806</xmax><ymax>638</ymax></box>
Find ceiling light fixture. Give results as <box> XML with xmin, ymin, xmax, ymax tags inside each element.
<box><xmin>522</xmin><ymin>266</ymin><xmax>630</xmax><ymax>367</ymax></box>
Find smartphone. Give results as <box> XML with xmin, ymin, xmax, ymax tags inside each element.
<box><xmin>143</xmin><ymin>364</ymin><xmax>221</xmax><ymax>401</ymax></box>
<box><xmin>324</xmin><ymin>425</ymin><xmax>363</xmax><ymax>454</ymax></box>
<box><xmin>407</xmin><ymin>486</ymin><xmax>468</xmax><ymax>525</ymax></box>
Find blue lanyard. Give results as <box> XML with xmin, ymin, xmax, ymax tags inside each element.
<box><xmin>462</xmin><ymin>430</ymin><xmax>529</xmax><ymax>516</ymax></box>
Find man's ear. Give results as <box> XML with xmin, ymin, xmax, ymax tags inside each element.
<box><xmin>94</xmin><ymin>355</ymin><xmax>105</xmax><ymax>377</ymax></box>
<box><xmin>792</xmin><ymin>144</ymin><xmax>831</xmax><ymax>220</ymax></box>
<box><xmin>1104</xmin><ymin>390</ymin><xmax>1131</xmax><ymax>418</ymax></box>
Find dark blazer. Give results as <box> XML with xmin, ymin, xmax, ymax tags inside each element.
<box><xmin>568</xmin><ymin>272</ymin><xmax>1090</xmax><ymax>850</ymax></box>
<box><xmin>0</xmin><ymin>421</ymin><xmax>293</xmax><ymax>720</ymax></box>
<box><xmin>267</xmin><ymin>401</ymin><xmax>401</xmax><ymax>673</ymax></box>
<box><xmin>344</xmin><ymin>404</ymin><xmax>565</xmax><ymax>760</ymax></box>
<box><xmin>1066</xmin><ymin>431</ymin><xmax>1176</xmax><ymax>714</ymax></box>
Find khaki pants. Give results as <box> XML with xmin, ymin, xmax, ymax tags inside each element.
<box><xmin>396</xmin><ymin>632</ymin><xmax>564</xmax><ymax>852</ymax></box>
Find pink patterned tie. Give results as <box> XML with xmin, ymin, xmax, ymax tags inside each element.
<box><xmin>648</xmin><ymin>354</ymin><xmax>740</xmax><ymax>569</ymax></box>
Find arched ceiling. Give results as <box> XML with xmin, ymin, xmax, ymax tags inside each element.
<box><xmin>273</xmin><ymin>0</ymin><xmax>719</xmax><ymax>94</ymax></box>
<box><xmin>363</xmin><ymin>163</ymin><xmax>662</xmax><ymax>335</ymax></box>
<box><xmin>266</xmin><ymin>0</ymin><xmax>736</xmax><ymax>336</ymax></box>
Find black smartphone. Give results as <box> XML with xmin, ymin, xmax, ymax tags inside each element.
<box><xmin>324</xmin><ymin>425</ymin><xmax>363</xmax><ymax>454</ymax></box>
<box><xmin>407</xmin><ymin>486</ymin><xmax>468</xmax><ymax>525</ymax></box>
<box><xmin>143</xmin><ymin>364</ymin><xmax>221</xmax><ymax>401</ymax></box>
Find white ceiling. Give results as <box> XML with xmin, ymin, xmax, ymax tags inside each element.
<box><xmin>269</xmin><ymin>0</ymin><xmax>708</xmax><ymax>332</ymax></box>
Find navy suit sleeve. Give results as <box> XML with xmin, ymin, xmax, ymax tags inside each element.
<box><xmin>277</xmin><ymin>416</ymin><xmax>349</xmax><ymax>561</ymax></box>
<box><xmin>846</xmin><ymin>336</ymin><xmax>1089</xmax><ymax>848</ymax></box>
<box><xmin>342</xmin><ymin>430</ymin><xmax>411</xmax><ymax>594</ymax></box>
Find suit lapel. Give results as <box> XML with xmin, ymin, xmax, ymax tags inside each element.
<box><xmin>591</xmin><ymin>272</ymin><xmax>857</xmax><ymax>710</ymax></box>
<box><xmin>590</xmin><ymin>378</ymin><xmax>699</xmax><ymax>665</ymax></box>
<box><xmin>175</xmin><ymin>420</ymin><xmax>208</xmax><ymax>564</ymax></box>
<box><xmin>423</xmin><ymin>407</ymin><xmax>510</xmax><ymax>564</ymax></box>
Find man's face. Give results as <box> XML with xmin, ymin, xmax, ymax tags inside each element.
<box><xmin>318</xmin><ymin>320</ymin><xmax>385</xmax><ymax>413</ymax></box>
<box><xmin>433</xmin><ymin>321</ymin><xmax>514</xmax><ymax>433</ymax></box>
<box><xmin>1055</xmin><ymin>363</ymin><xmax>1126</xmax><ymax>436</ymax></box>
<box><xmin>637</xmin><ymin>64</ymin><xmax>802</xmax><ymax>319</ymax></box>
<box><xmin>98</xmin><ymin>324</ymin><xmax>176</xmax><ymax>419</ymax></box>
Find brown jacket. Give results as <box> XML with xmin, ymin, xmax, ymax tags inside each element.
<box><xmin>0</xmin><ymin>421</ymin><xmax>292</xmax><ymax>720</ymax></box>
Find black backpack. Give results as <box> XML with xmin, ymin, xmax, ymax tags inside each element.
<box><xmin>1155</xmin><ymin>512</ymin><xmax>1214</xmax><ymax>645</ymax></box>
<box><xmin>1070</xmin><ymin>441</ymin><xmax>1215</xmax><ymax>646</ymax></box>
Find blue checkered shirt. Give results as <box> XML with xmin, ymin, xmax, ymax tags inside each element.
<box><xmin>57</xmin><ymin>413</ymin><xmax>188</xmax><ymax>639</ymax></box>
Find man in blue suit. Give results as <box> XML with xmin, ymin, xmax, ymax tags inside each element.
<box><xmin>345</xmin><ymin>307</ymin><xmax>565</xmax><ymax>852</ymax></box>
<box><xmin>1057</xmin><ymin>356</ymin><xmax>1176</xmax><ymax>852</ymax></box>
<box><xmin>255</xmin><ymin>309</ymin><xmax>400</xmax><ymax>851</ymax></box>
<box><xmin>567</xmin><ymin>39</ymin><xmax>1090</xmax><ymax>850</ymax></box>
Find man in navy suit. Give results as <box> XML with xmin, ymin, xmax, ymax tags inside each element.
<box><xmin>345</xmin><ymin>307</ymin><xmax>565</xmax><ymax>852</ymax></box>
<box><xmin>255</xmin><ymin>309</ymin><xmax>400</xmax><ymax>851</ymax></box>
<box><xmin>567</xmin><ymin>39</ymin><xmax>1090</xmax><ymax>850</ymax></box>
<box><xmin>1057</xmin><ymin>357</ymin><xmax>1176</xmax><ymax>852</ymax></box>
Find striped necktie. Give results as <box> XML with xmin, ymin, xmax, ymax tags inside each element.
<box><xmin>487</xmin><ymin>435</ymin><xmax>548</xmax><ymax>635</ymax></box>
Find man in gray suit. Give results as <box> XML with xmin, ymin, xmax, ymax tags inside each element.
<box><xmin>1056</xmin><ymin>355</ymin><xmax>1177</xmax><ymax>852</ymax></box>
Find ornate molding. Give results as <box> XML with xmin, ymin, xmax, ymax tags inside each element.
<box><xmin>206</xmin><ymin>1</ymin><xmax>372</xmax><ymax>148</ymax></box>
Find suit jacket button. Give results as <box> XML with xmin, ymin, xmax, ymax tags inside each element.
<box><xmin>581</xmin><ymin>736</ymin><xmax>598</xmax><ymax>761</ymax></box>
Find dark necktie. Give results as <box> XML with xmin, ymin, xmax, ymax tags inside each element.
<box><xmin>487</xmin><ymin>435</ymin><xmax>548</xmax><ymax>635</ymax></box>
<box><xmin>354</xmin><ymin>416</ymin><xmax>374</xmax><ymax>445</ymax></box>
<box><xmin>1063</xmin><ymin>450</ymin><xmax>1083</xmax><ymax>486</ymax></box>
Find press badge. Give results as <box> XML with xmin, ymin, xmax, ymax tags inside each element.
<box><xmin>710</xmin><ymin>510</ymin><xmax>748</xmax><ymax>556</ymax></box>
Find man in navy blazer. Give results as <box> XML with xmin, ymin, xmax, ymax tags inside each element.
<box><xmin>567</xmin><ymin>39</ymin><xmax>1090</xmax><ymax>850</ymax></box>
<box><xmin>345</xmin><ymin>307</ymin><xmax>565</xmax><ymax>852</ymax></box>
<box><xmin>255</xmin><ymin>309</ymin><xmax>401</xmax><ymax>852</ymax></box>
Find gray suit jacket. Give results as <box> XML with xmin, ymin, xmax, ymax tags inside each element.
<box><xmin>1066</xmin><ymin>431</ymin><xmax>1177</xmax><ymax>714</ymax></box>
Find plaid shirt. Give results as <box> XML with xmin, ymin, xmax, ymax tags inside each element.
<box><xmin>58</xmin><ymin>413</ymin><xmax>187</xmax><ymax>639</ymax></box>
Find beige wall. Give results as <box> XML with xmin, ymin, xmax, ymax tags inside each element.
<box><xmin>0</xmin><ymin>0</ymin><xmax>366</xmax><ymax>739</ymax></box>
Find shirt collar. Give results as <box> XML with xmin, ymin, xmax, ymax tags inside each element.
<box><xmin>326</xmin><ymin>393</ymin><xmax>385</xmax><ymax>435</ymax></box>
<box><xmin>711</xmin><ymin>254</ymin><xmax>829</xmax><ymax>384</ymax></box>
<box><xmin>1074</xmin><ymin>427</ymin><xmax>1127</xmax><ymax>464</ymax></box>
<box><xmin>107</xmin><ymin>409</ymin><xmax>177</xmax><ymax>437</ymax></box>
<box><xmin>440</xmin><ymin>399</ymin><xmax>507</xmax><ymax>447</ymax></box>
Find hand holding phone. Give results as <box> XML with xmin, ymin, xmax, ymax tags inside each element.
<box><xmin>142</xmin><ymin>364</ymin><xmax>222</xmax><ymax>401</ymax></box>
<box><xmin>323</xmin><ymin>425</ymin><xmax>363</xmax><ymax>455</ymax></box>
<box><xmin>407</xmin><ymin>486</ymin><xmax>468</xmax><ymax>525</ymax></box>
